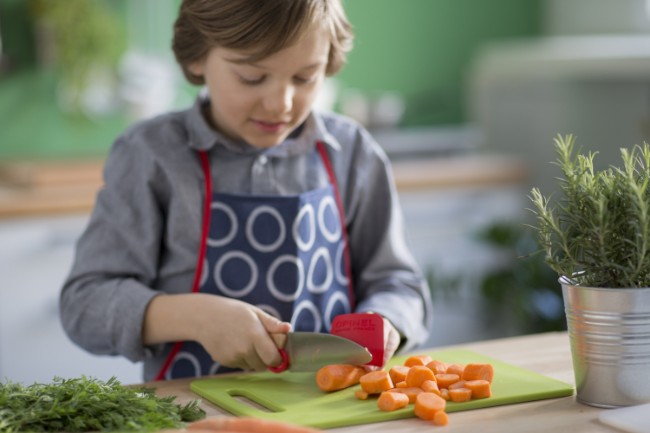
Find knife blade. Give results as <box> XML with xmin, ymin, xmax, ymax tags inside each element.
<box><xmin>269</xmin><ymin>332</ymin><xmax>372</xmax><ymax>373</ymax></box>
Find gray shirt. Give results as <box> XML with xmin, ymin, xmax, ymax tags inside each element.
<box><xmin>60</xmin><ymin>96</ymin><xmax>433</xmax><ymax>381</ymax></box>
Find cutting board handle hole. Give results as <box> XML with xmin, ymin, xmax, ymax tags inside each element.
<box><xmin>229</xmin><ymin>390</ymin><xmax>280</xmax><ymax>413</ymax></box>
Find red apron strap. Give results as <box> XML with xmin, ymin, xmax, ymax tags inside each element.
<box><xmin>316</xmin><ymin>141</ymin><xmax>356</xmax><ymax>310</ymax></box>
<box><xmin>154</xmin><ymin>150</ymin><xmax>212</xmax><ymax>381</ymax></box>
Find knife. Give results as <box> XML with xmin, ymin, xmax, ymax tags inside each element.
<box><xmin>268</xmin><ymin>332</ymin><xmax>372</xmax><ymax>373</ymax></box>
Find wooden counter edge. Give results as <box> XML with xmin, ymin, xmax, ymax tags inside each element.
<box><xmin>0</xmin><ymin>155</ymin><xmax>529</xmax><ymax>219</ymax></box>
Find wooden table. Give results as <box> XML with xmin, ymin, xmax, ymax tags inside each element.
<box><xmin>150</xmin><ymin>332</ymin><xmax>618</xmax><ymax>433</ymax></box>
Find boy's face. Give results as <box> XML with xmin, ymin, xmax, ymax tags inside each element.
<box><xmin>189</xmin><ymin>23</ymin><xmax>330</xmax><ymax>149</ymax></box>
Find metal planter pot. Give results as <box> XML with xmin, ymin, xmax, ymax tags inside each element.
<box><xmin>561</xmin><ymin>278</ymin><xmax>650</xmax><ymax>408</ymax></box>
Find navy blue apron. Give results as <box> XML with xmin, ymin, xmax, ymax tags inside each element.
<box><xmin>156</xmin><ymin>142</ymin><xmax>354</xmax><ymax>379</ymax></box>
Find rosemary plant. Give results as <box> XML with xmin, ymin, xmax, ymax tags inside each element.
<box><xmin>529</xmin><ymin>134</ymin><xmax>650</xmax><ymax>288</ymax></box>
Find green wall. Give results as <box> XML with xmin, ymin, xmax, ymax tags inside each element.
<box><xmin>0</xmin><ymin>0</ymin><xmax>541</xmax><ymax>159</ymax></box>
<box><xmin>338</xmin><ymin>0</ymin><xmax>542</xmax><ymax>126</ymax></box>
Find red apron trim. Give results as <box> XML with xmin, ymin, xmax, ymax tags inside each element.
<box><xmin>154</xmin><ymin>150</ymin><xmax>212</xmax><ymax>381</ymax></box>
<box><xmin>316</xmin><ymin>141</ymin><xmax>356</xmax><ymax>310</ymax></box>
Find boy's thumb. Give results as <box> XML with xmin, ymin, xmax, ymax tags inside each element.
<box><xmin>256</xmin><ymin>309</ymin><xmax>292</xmax><ymax>334</ymax></box>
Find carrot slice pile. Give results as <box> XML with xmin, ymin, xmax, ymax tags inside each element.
<box><xmin>317</xmin><ymin>354</ymin><xmax>495</xmax><ymax>428</ymax></box>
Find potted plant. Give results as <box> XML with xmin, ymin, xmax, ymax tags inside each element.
<box><xmin>529</xmin><ymin>134</ymin><xmax>650</xmax><ymax>408</ymax></box>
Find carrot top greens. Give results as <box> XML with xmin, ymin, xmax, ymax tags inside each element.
<box><xmin>0</xmin><ymin>376</ymin><xmax>205</xmax><ymax>432</ymax></box>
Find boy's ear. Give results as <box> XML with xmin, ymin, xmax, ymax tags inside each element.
<box><xmin>187</xmin><ymin>60</ymin><xmax>205</xmax><ymax>77</ymax></box>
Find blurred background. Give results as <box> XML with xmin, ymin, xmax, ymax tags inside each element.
<box><xmin>1</xmin><ymin>0</ymin><xmax>650</xmax><ymax>384</ymax></box>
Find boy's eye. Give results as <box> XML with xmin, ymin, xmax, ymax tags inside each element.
<box><xmin>239</xmin><ymin>75</ymin><xmax>265</xmax><ymax>85</ymax></box>
<box><xmin>294</xmin><ymin>76</ymin><xmax>315</xmax><ymax>84</ymax></box>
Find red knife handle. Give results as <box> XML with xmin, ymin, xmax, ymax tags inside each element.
<box><xmin>269</xmin><ymin>348</ymin><xmax>290</xmax><ymax>373</ymax></box>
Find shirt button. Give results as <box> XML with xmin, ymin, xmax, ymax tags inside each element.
<box><xmin>258</xmin><ymin>155</ymin><xmax>268</xmax><ymax>165</ymax></box>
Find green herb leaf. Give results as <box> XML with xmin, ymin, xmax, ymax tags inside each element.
<box><xmin>0</xmin><ymin>376</ymin><xmax>205</xmax><ymax>432</ymax></box>
<box><xmin>529</xmin><ymin>134</ymin><xmax>650</xmax><ymax>287</ymax></box>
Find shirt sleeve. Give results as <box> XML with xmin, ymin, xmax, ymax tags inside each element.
<box><xmin>59</xmin><ymin>134</ymin><xmax>167</xmax><ymax>362</ymax></box>
<box><xmin>339</xmin><ymin>126</ymin><xmax>434</xmax><ymax>352</ymax></box>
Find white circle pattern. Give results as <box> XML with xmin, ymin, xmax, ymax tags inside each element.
<box><xmin>306</xmin><ymin>247</ymin><xmax>333</xmax><ymax>294</ymax></box>
<box><xmin>200</xmin><ymin>258</ymin><xmax>209</xmax><ymax>287</ymax></box>
<box><xmin>214</xmin><ymin>250</ymin><xmax>258</xmax><ymax>297</ymax></box>
<box><xmin>207</xmin><ymin>203</ymin><xmax>237</xmax><ymax>247</ymax></box>
<box><xmin>291</xmin><ymin>300</ymin><xmax>322</xmax><ymax>332</ymax></box>
<box><xmin>256</xmin><ymin>304</ymin><xmax>283</xmax><ymax>320</ymax></box>
<box><xmin>166</xmin><ymin>351</ymin><xmax>201</xmax><ymax>379</ymax></box>
<box><xmin>334</xmin><ymin>241</ymin><xmax>349</xmax><ymax>286</ymax></box>
<box><xmin>318</xmin><ymin>196</ymin><xmax>341</xmax><ymax>243</ymax></box>
<box><xmin>208</xmin><ymin>362</ymin><xmax>221</xmax><ymax>375</ymax></box>
<box><xmin>266</xmin><ymin>254</ymin><xmax>304</xmax><ymax>302</ymax></box>
<box><xmin>293</xmin><ymin>204</ymin><xmax>315</xmax><ymax>251</ymax></box>
<box><xmin>246</xmin><ymin>205</ymin><xmax>285</xmax><ymax>253</ymax></box>
<box><xmin>324</xmin><ymin>291</ymin><xmax>351</xmax><ymax>332</ymax></box>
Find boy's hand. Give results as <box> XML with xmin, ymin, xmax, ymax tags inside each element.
<box><xmin>383</xmin><ymin>317</ymin><xmax>401</xmax><ymax>364</ymax></box>
<box><xmin>182</xmin><ymin>294</ymin><xmax>290</xmax><ymax>371</ymax></box>
<box><xmin>143</xmin><ymin>293</ymin><xmax>292</xmax><ymax>372</ymax></box>
<box><xmin>364</xmin><ymin>316</ymin><xmax>401</xmax><ymax>372</ymax></box>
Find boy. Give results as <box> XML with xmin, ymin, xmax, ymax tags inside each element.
<box><xmin>60</xmin><ymin>0</ymin><xmax>433</xmax><ymax>381</ymax></box>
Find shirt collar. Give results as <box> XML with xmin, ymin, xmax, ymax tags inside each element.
<box><xmin>185</xmin><ymin>93</ymin><xmax>341</xmax><ymax>156</ymax></box>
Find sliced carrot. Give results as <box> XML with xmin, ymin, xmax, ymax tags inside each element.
<box><xmin>440</xmin><ymin>388</ymin><xmax>450</xmax><ymax>401</ymax></box>
<box><xmin>377</xmin><ymin>391</ymin><xmax>410</xmax><ymax>411</ymax></box>
<box><xmin>433</xmin><ymin>410</ymin><xmax>449</xmax><ymax>426</ymax></box>
<box><xmin>448</xmin><ymin>380</ymin><xmax>467</xmax><ymax>390</ymax></box>
<box><xmin>187</xmin><ymin>417</ymin><xmax>322</xmax><ymax>432</ymax></box>
<box><xmin>425</xmin><ymin>359</ymin><xmax>448</xmax><ymax>375</ymax></box>
<box><xmin>465</xmin><ymin>379</ymin><xmax>492</xmax><ymax>399</ymax></box>
<box><xmin>435</xmin><ymin>373</ymin><xmax>460</xmax><ymax>389</ymax></box>
<box><xmin>448</xmin><ymin>387</ymin><xmax>472</xmax><ymax>402</ymax></box>
<box><xmin>462</xmin><ymin>363</ymin><xmax>495</xmax><ymax>383</ymax></box>
<box><xmin>446</xmin><ymin>363</ymin><xmax>465</xmax><ymax>377</ymax></box>
<box><xmin>395</xmin><ymin>381</ymin><xmax>408</xmax><ymax>388</ymax></box>
<box><xmin>389</xmin><ymin>365</ymin><xmax>410</xmax><ymax>384</ymax></box>
<box><xmin>420</xmin><ymin>379</ymin><xmax>440</xmax><ymax>395</ymax></box>
<box><xmin>315</xmin><ymin>364</ymin><xmax>366</xmax><ymax>392</ymax></box>
<box><xmin>360</xmin><ymin>370</ymin><xmax>394</xmax><ymax>394</ymax></box>
<box><xmin>414</xmin><ymin>392</ymin><xmax>446</xmax><ymax>420</ymax></box>
<box><xmin>405</xmin><ymin>365</ymin><xmax>436</xmax><ymax>388</ymax></box>
<box><xmin>388</xmin><ymin>386</ymin><xmax>423</xmax><ymax>403</ymax></box>
<box><xmin>354</xmin><ymin>389</ymin><xmax>369</xmax><ymax>400</ymax></box>
<box><xmin>404</xmin><ymin>354</ymin><xmax>432</xmax><ymax>367</ymax></box>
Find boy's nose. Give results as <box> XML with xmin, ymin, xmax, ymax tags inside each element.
<box><xmin>263</xmin><ymin>85</ymin><xmax>294</xmax><ymax>114</ymax></box>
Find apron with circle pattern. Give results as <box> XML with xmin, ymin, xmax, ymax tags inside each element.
<box><xmin>155</xmin><ymin>142</ymin><xmax>354</xmax><ymax>379</ymax></box>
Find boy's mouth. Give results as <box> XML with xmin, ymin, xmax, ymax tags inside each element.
<box><xmin>253</xmin><ymin>119</ymin><xmax>288</xmax><ymax>133</ymax></box>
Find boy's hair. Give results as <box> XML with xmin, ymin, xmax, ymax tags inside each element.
<box><xmin>172</xmin><ymin>0</ymin><xmax>354</xmax><ymax>85</ymax></box>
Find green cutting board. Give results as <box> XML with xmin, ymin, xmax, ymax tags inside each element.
<box><xmin>190</xmin><ymin>349</ymin><xmax>574</xmax><ymax>429</ymax></box>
